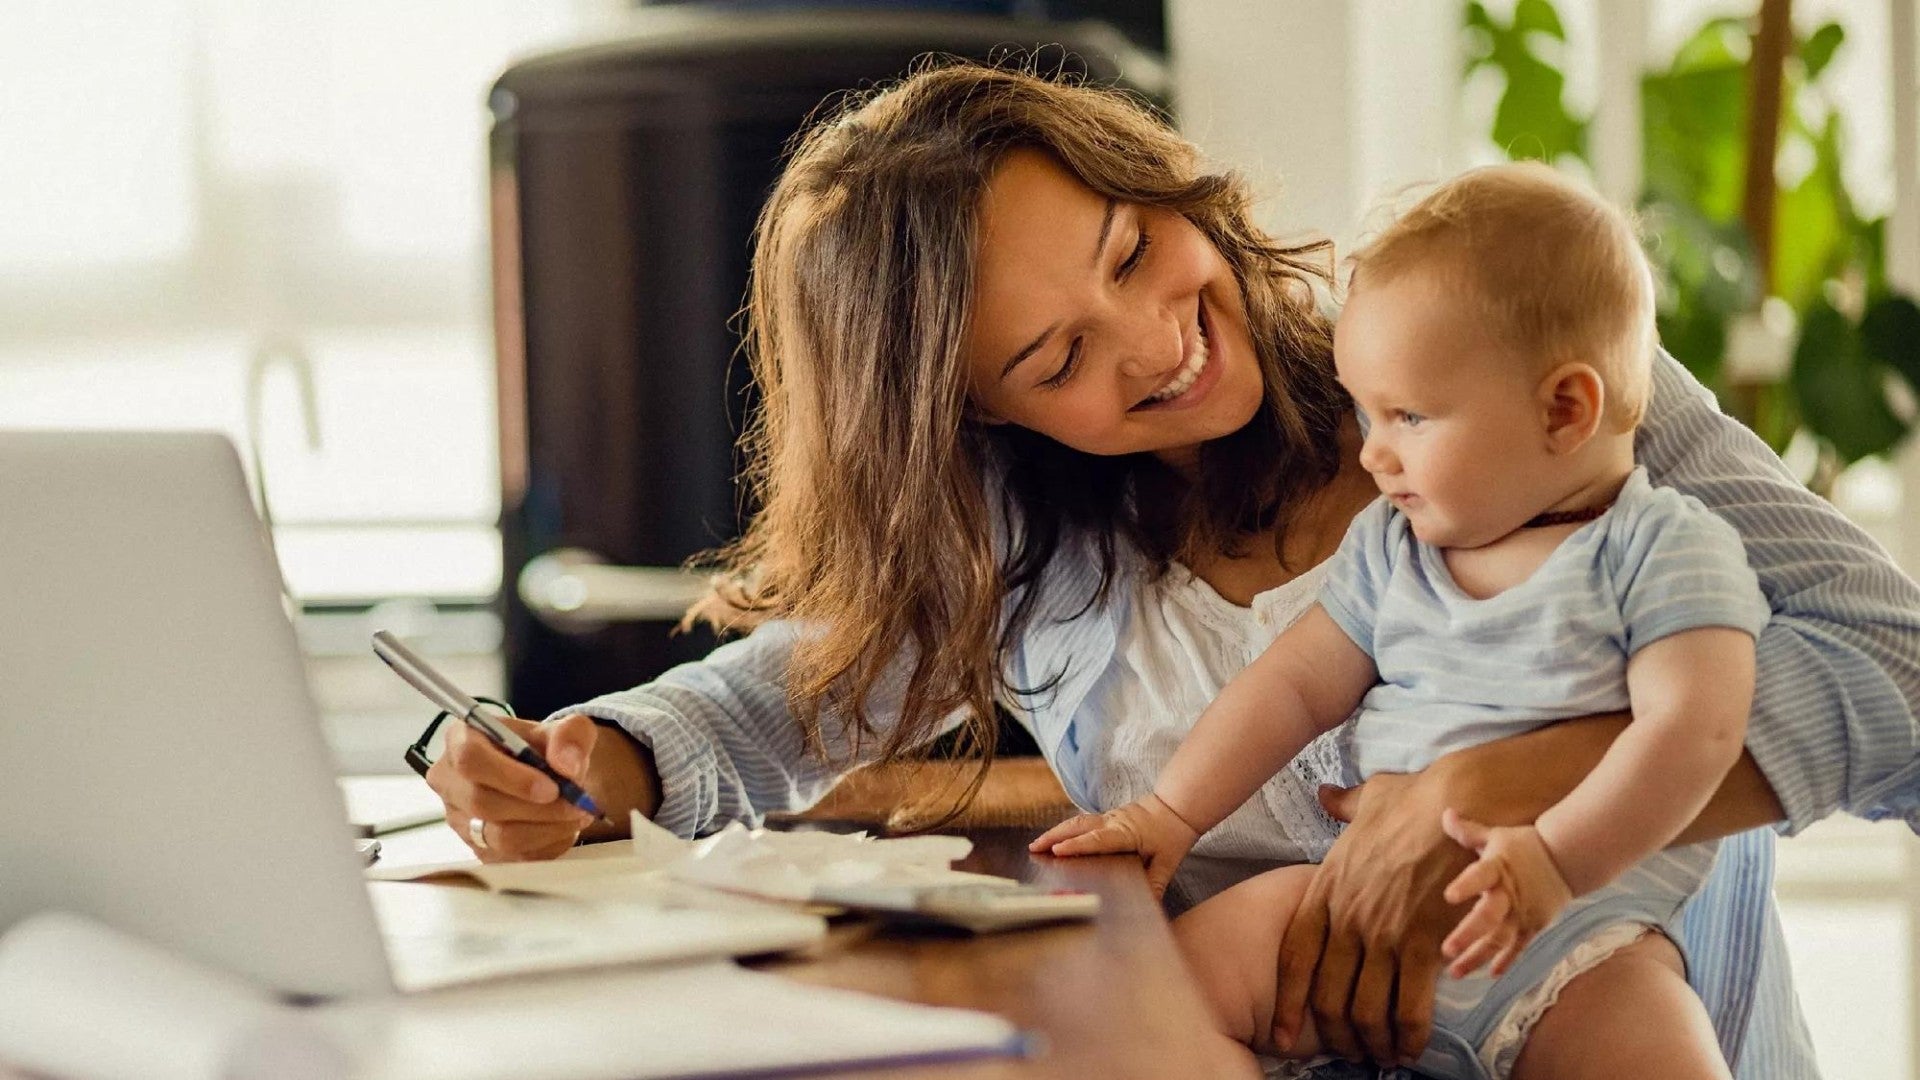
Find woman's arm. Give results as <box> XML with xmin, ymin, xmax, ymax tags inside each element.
<box><xmin>1641</xmin><ymin>349</ymin><xmax>1920</xmax><ymax>830</ymax></box>
<box><xmin>425</xmin><ymin>617</ymin><xmax>960</xmax><ymax>860</ymax></box>
<box><xmin>1438</xmin><ymin>713</ymin><xmax>1784</xmax><ymax>842</ymax></box>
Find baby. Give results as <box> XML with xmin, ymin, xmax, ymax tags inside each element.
<box><xmin>1032</xmin><ymin>163</ymin><xmax>1765</xmax><ymax>1080</ymax></box>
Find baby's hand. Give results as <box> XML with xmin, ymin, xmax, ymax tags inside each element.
<box><xmin>1438</xmin><ymin>810</ymin><xmax>1574</xmax><ymax>979</ymax></box>
<box><xmin>1028</xmin><ymin>793</ymin><xmax>1201</xmax><ymax>900</ymax></box>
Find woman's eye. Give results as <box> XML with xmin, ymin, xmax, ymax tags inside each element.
<box><xmin>1040</xmin><ymin>340</ymin><xmax>1082</xmax><ymax>389</ymax></box>
<box><xmin>1118</xmin><ymin>224</ymin><xmax>1153</xmax><ymax>280</ymax></box>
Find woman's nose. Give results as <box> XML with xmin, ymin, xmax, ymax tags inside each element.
<box><xmin>1114</xmin><ymin>307</ymin><xmax>1185</xmax><ymax>380</ymax></box>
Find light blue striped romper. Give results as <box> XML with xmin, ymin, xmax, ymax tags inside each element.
<box><xmin>1317</xmin><ymin>466</ymin><xmax>1772</xmax><ymax>1080</ymax></box>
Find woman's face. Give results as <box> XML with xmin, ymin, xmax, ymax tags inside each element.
<box><xmin>964</xmin><ymin>149</ymin><xmax>1265</xmax><ymax>464</ymax></box>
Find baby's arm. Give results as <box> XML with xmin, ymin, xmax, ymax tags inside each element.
<box><xmin>1032</xmin><ymin>605</ymin><xmax>1378</xmax><ymax>896</ymax></box>
<box><xmin>1158</xmin><ymin>605</ymin><xmax>1379</xmax><ymax>832</ymax></box>
<box><xmin>1442</xmin><ymin>626</ymin><xmax>1755</xmax><ymax>976</ymax></box>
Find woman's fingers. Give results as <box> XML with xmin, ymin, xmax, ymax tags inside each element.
<box><xmin>1272</xmin><ymin>874</ymin><xmax>1331</xmax><ymax>1050</ymax></box>
<box><xmin>1348</xmin><ymin>945</ymin><xmax>1399</xmax><ymax>1065</ymax></box>
<box><xmin>1439</xmin><ymin>807</ymin><xmax>1488</xmax><ymax>852</ymax></box>
<box><xmin>447</xmin><ymin>810</ymin><xmax>581</xmax><ymax>864</ymax></box>
<box><xmin>425</xmin><ymin>713</ymin><xmax>599</xmax><ymax>861</ymax></box>
<box><xmin>528</xmin><ymin>713</ymin><xmax>600</xmax><ymax>780</ymax></box>
<box><xmin>1306</xmin><ymin>922</ymin><xmax>1365</xmax><ymax>1062</ymax></box>
<box><xmin>459</xmin><ymin>783</ymin><xmax>596</xmax><ymax>825</ymax></box>
<box><xmin>1392</xmin><ymin>944</ymin><xmax>1442</xmax><ymax>1066</ymax></box>
<box><xmin>441</xmin><ymin>719</ymin><xmax>561</xmax><ymax>803</ymax></box>
<box><xmin>1315</xmin><ymin>782</ymin><xmax>1363</xmax><ymax>823</ymax></box>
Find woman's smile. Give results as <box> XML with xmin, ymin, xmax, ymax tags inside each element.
<box><xmin>965</xmin><ymin>149</ymin><xmax>1265</xmax><ymax>459</ymax></box>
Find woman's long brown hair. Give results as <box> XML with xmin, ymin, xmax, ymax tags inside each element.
<box><xmin>688</xmin><ymin>59</ymin><xmax>1346</xmax><ymax>826</ymax></box>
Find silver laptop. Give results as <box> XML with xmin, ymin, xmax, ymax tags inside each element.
<box><xmin>0</xmin><ymin>431</ymin><xmax>820</xmax><ymax>998</ymax></box>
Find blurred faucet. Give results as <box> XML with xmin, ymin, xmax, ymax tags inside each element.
<box><xmin>244</xmin><ymin>336</ymin><xmax>323</xmax><ymax>596</ymax></box>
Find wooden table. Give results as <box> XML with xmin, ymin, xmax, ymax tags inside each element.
<box><xmin>748</xmin><ymin>828</ymin><xmax>1245</xmax><ymax>1078</ymax></box>
<box><xmin>373</xmin><ymin>818</ymin><xmax>1249</xmax><ymax>1078</ymax></box>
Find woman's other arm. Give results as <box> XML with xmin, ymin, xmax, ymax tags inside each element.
<box><xmin>1640</xmin><ymin>348</ymin><xmax>1920</xmax><ymax>830</ymax></box>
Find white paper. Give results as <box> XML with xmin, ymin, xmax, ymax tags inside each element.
<box><xmin>318</xmin><ymin>958</ymin><xmax>1025</xmax><ymax>1080</ymax></box>
<box><xmin>370</xmin><ymin>818</ymin><xmax>1011</xmax><ymax>912</ymax></box>
<box><xmin>0</xmin><ymin>912</ymin><xmax>354</xmax><ymax>1080</ymax></box>
<box><xmin>338</xmin><ymin>775</ymin><xmax>446</xmax><ymax>836</ymax></box>
<box><xmin>629</xmin><ymin>813</ymin><xmax>1007</xmax><ymax>902</ymax></box>
<box><xmin>368</xmin><ymin>882</ymin><xmax>824</xmax><ymax>993</ymax></box>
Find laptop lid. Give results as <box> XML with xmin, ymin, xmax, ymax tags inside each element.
<box><xmin>0</xmin><ymin>431</ymin><xmax>393</xmax><ymax>997</ymax></box>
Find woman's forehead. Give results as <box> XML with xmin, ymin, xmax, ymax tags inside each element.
<box><xmin>977</xmin><ymin>149</ymin><xmax>1107</xmax><ymax>269</ymax></box>
<box><xmin>969</xmin><ymin>150</ymin><xmax>1111</xmax><ymax>364</ymax></box>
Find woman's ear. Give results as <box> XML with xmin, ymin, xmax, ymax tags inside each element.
<box><xmin>1538</xmin><ymin>362</ymin><xmax>1605</xmax><ymax>455</ymax></box>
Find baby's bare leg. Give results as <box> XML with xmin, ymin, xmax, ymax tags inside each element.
<box><xmin>1170</xmin><ymin>864</ymin><xmax>1324</xmax><ymax>1061</ymax></box>
<box><xmin>1510</xmin><ymin>932</ymin><xmax>1730</xmax><ymax>1080</ymax></box>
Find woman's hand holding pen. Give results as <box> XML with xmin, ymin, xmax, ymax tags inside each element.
<box><xmin>425</xmin><ymin>713</ymin><xmax>604</xmax><ymax>862</ymax></box>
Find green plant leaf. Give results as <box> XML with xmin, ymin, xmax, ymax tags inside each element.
<box><xmin>1857</xmin><ymin>216</ymin><xmax>1890</xmax><ymax>299</ymax></box>
<box><xmin>1512</xmin><ymin>0</ymin><xmax>1567</xmax><ymax>40</ymax></box>
<box><xmin>1772</xmin><ymin>116</ymin><xmax>1850</xmax><ymax>311</ymax></box>
<box><xmin>1641</xmin><ymin>64</ymin><xmax>1746</xmax><ymax>220</ymax></box>
<box><xmin>1861</xmin><ymin>294</ymin><xmax>1920</xmax><ymax>391</ymax></box>
<box><xmin>1657</xmin><ymin>307</ymin><xmax>1728</xmax><ymax>386</ymax></box>
<box><xmin>1671</xmin><ymin>16</ymin><xmax>1752</xmax><ymax>73</ymax></box>
<box><xmin>1801</xmin><ymin>22</ymin><xmax>1845</xmax><ymax>81</ymax></box>
<box><xmin>1493</xmin><ymin>54</ymin><xmax>1586</xmax><ymax>161</ymax></box>
<box><xmin>1791</xmin><ymin>300</ymin><xmax>1908</xmax><ymax>462</ymax></box>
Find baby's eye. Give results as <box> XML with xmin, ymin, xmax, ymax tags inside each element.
<box><xmin>1401</xmin><ymin>412</ymin><xmax>1426</xmax><ymax>428</ymax></box>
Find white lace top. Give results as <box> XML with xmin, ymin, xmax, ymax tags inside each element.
<box><xmin>1079</xmin><ymin>556</ymin><xmax>1357</xmax><ymax>912</ymax></box>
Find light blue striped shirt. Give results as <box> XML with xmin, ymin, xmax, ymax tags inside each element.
<box><xmin>559</xmin><ymin>351</ymin><xmax>1920</xmax><ymax>1078</ymax></box>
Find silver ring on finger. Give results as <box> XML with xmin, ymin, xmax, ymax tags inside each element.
<box><xmin>468</xmin><ymin>815</ymin><xmax>490</xmax><ymax>851</ymax></box>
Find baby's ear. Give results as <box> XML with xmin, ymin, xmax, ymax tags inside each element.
<box><xmin>1538</xmin><ymin>362</ymin><xmax>1606</xmax><ymax>454</ymax></box>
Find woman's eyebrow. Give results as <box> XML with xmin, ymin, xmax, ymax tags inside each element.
<box><xmin>998</xmin><ymin>198</ymin><xmax>1119</xmax><ymax>382</ymax></box>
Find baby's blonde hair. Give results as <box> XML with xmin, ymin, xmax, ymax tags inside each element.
<box><xmin>1349</xmin><ymin>162</ymin><xmax>1656</xmax><ymax>431</ymax></box>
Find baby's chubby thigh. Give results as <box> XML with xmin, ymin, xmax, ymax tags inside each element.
<box><xmin>1171</xmin><ymin>863</ymin><xmax>1323</xmax><ymax>1058</ymax></box>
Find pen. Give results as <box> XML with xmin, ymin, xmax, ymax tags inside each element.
<box><xmin>371</xmin><ymin>630</ymin><xmax>603</xmax><ymax>818</ymax></box>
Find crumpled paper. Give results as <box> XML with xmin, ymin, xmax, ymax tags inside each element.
<box><xmin>629</xmin><ymin>812</ymin><xmax>994</xmax><ymax>903</ymax></box>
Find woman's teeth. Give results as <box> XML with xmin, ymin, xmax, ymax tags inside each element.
<box><xmin>1147</xmin><ymin>323</ymin><xmax>1209</xmax><ymax>403</ymax></box>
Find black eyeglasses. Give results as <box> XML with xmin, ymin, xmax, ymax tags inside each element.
<box><xmin>405</xmin><ymin>696</ymin><xmax>516</xmax><ymax>778</ymax></box>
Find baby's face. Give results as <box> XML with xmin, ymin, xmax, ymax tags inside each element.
<box><xmin>1334</xmin><ymin>272</ymin><xmax>1569</xmax><ymax>549</ymax></box>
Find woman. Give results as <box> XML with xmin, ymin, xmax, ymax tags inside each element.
<box><xmin>426</xmin><ymin>63</ymin><xmax>1920</xmax><ymax>1077</ymax></box>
